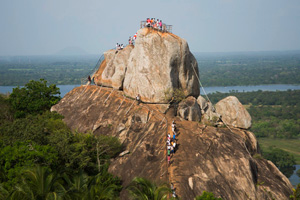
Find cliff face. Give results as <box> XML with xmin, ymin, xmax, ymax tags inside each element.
<box><xmin>51</xmin><ymin>85</ymin><xmax>293</xmax><ymax>200</ymax></box>
<box><xmin>93</xmin><ymin>28</ymin><xmax>199</xmax><ymax>103</ymax></box>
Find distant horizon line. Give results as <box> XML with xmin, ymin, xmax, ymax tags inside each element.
<box><xmin>1</xmin><ymin>49</ymin><xmax>300</xmax><ymax>57</ymax></box>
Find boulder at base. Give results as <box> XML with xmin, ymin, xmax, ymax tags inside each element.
<box><xmin>215</xmin><ymin>96</ymin><xmax>252</xmax><ymax>129</ymax></box>
<box><xmin>51</xmin><ymin>86</ymin><xmax>293</xmax><ymax>199</ymax></box>
<box><xmin>177</xmin><ymin>96</ymin><xmax>201</xmax><ymax>121</ymax></box>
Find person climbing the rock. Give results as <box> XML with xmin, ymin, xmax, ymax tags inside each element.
<box><xmin>136</xmin><ymin>94</ymin><xmax>141</xmax><ymax>105</ymax></box>
<box><xmin>171</xmin><ymin>183</ymin><xmax>174</xmax><ymax>191</ymax></box>
<box><xmin>116</xmin><ymin>43</ymin><xmax>119</xmax><ymax>50</ymax></box>
<box><xmin>167</xmin><ymin>145</ymin><xmax>171</xmax><ymax>156</ymax></box>
<box><xmin>167</xmin><ymin>154</ymin><xmax>171</xmax><ymax>165</ymax></box>
<box><xmin>172</xmin><ymin>121</ymin><xmax>177</xmax><ymax>135</ymax></box>
<box><xmin>172</xmin><ymin>190</ymin><xmax>177</xmax><ymax>198</ymax></box>
<box><xmin>87</xmin><ymin>75</ymin><xmax>91</xmax><ymax>85</ymax></box>
<box><xmin>120</xmin><ymin>44</ymin><xmax>124</xmax><ymax>50</ymax></box>
<box><xmin>173</xmin><ymin>133</ymin><xmax>176</xmax><ymax>141</ymax></box>
<box><xmin>173</xmin><ymin>140</ymin><xmax>177</xmax><ymax>153</ymax></box>
<box><xmin>159</xmin><ymin>20</ymin><xmax>162</xmax><ymax>31</ymax></box>
<box><xmin>146</xmin><ymin>18</ymin><xmax>151</xmax><ymax>27</ymax></box>
<box><xmin>128</xmin><ymin>37</ymin><xmax>132</xmax><ymax>45</ymax></box>
<box><xmin>170</xmin><ymin>145</ymin><xmax>174</xmax><ymax>155</ymax></box>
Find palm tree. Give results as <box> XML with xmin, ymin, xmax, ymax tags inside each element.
<box><xmin>10</xmin><ymin>165</ymin><xmax>65</xmax><ymax>200</ymax></box>
<box><xmin>61</xmin><ymin>171</ymin><xmax>89</xmax><ymax>200</ymax></box>
<box><xmin>84</xmin><ymin>170</ymin><xmax>122</xmax><ymax>200</ymax></box>
<box><xmin>0</xmin><ymin>183</ymin><xmax>9</xmax><ymax>200</ymax></box>
<box><xmin>126</xmin><ymin>177</ymin><xmax>172</xmax><ymax>200</ymax></box>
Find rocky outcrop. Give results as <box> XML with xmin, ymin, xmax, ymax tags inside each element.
<box><xmin>215</xmin><ymin>96</ymin><xmax>252</xmax><ymax>129</ymax></box>
<box><xmin>197</xmin><ymin>96</ymin><xmax>220</xmax><ymax>124</ymax></box>
<box><xmin>93</xmin><ymin>28</ymin><xmax>200</xmax><ymax>103</ymax></box>
<box><xmin>177</xmin><ymin>96</ymin><xmax>201</xmax><ymax>121</ymax></box>
<box><xmin>93</xmin><ymin>45</ymin><xmax>133</xmax><ymax>89</ymax></box>
<box><xmin>197</xmin><ymin>96</ymin><xmax>208</xmax><ymax>114</ymax></box>
<box><xmin>51</xmin><ymin>86</ymin><xmax>293</xmax><ymax>200</ymax></box>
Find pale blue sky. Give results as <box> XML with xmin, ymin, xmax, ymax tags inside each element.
<box><xmin>1</xmin><ymin>0</ymin><xmax>300</xmax><ymax>56</ymax></box>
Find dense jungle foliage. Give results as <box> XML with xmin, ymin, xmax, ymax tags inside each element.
<box><xmin>0</xmin><ymin>80</ymin><xmax>123</xmax><ymax>199</ymax></box>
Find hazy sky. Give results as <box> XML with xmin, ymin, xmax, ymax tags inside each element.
<box><xmin>1</xmin><ymin>0</ymin><xmax>300</xmax><ymax>56</ymax></box>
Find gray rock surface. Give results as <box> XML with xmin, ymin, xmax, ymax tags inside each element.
<box><xmin>197</xmin><ymin>96</ymin><xmax>208</xmax><ymax>114</ymax></box>
<box><xmin>93</xmin><ymin>45</ymin><xmax>133</xmax><ymax>89</ymax></box>
<box><xmin>177</xmin><ymin>96</ymin><xmax>201</xmax><ymax>121</ymax></box>
<box><xmin>51</xmin><ymin>85</ymin><xmax>293</xmax><ymax>200</ymax></box>
<box><xmin>202</xmin><ymin>101</ymin><xmax>221</xmax><ymax>124</ymax></box>
<box><xmin>93</xmin><ymin>28</ymin><xmax>199</xmax><ymax>103</ymax></box>
<box><xmin>122</xmin><ymin>28</ymin><xmax>199</xmax><ymax>103</ymax></box>
<box><xmin>215</xmin><ymin>96</ymin><xmax>252</xmax><ymax>129</ymax></box>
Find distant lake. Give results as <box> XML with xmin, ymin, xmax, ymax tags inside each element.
<box><xmin>290</xmin><ymin>165</ymin><xmax>300</xmax><ymax>187</ymax></box>
<box><xmin>1</xmin><ymin>84</ymin><xmax>300</xmax><ymax>97</ymax></box>
<box><xmin>201</xmin><ymin>84</ymin><xmax>300</xmax><ymax>94</ymax></box>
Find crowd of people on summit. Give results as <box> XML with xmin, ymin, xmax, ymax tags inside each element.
<box><xmin>115</xmin><ymin>18</ymin><xmax>166</xmax><ymax>51</ymax></box>
<box><xmin>146</xmin><ymin>18</ymin><xmax>163</xmax><ymax>30</ymax></box>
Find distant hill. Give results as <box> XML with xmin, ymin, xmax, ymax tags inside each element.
<box><xmin>55</xmin><ymin>46</ymin><xmax>89</xmax><ymax>56</ymax></box>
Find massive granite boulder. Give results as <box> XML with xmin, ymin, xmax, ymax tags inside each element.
<box><xmin>93</xmin><ymin>28</ymin><xmax>199</xmax><ymax>103</ymax></box>
<box><xmin>51</xmin><ymin>86</ymin><xmax>293</xmax><ymax>200</ymax></box>
<box><xmin>93</xmin><ymin>45</ymin><xmax>133</xmax><ymax>89</ymax></box>
<box><xmin>215</xmin><ymin>96</ymin><xmax>252</xmax><ymax>129</ymax></box>
<box><xmin>177</xmin><ymin>96</ymin><xmax>201</xmax><ymax>121</ymax></box>
<box><xmin>197</xmin><ymin>96</ymin><xmax>221</xmax><ymax>124</ymax></box>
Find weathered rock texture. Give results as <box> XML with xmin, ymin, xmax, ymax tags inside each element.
<box><xmin>215</xmin><ymin>96</ymin><xmax>252</xmax><ymax>129</ymax></box>
<box><xmin>177</xmin><ymin>96</ymin><xmax>201</xmax><ymax>121</ymax></box>
<box><xmin>197</xmin><ymin>96</ymin><xmax>221</xmax><ymax>124</ymax></box>
<box><xmin>51</xmin><ymin>86</ymin><xmax>292</xmax><ymax>200</ymax></box>
<box><xmin>93</xmin><ymin>45</ymin><xmax>133</xmax><ymax>89</ymax></box>
<box><xmin>197</xmin><ymin>95</ymin><xmax>208</xmax><ymax>113</ymax></box>
<box><xmin>93</xmin><ymin>28</ymin><xmax>199</xmax><ymax>103</ymax></box>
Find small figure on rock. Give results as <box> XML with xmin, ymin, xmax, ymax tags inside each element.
<box><xmin>136</xmin><ymin>94</ymin><xmax>141</xmax><ymax>105</ymax></box>
<box><xmin>87</xmin><ymin>75</ymin><xmax>91</xmax><ymax>85</ymax></box>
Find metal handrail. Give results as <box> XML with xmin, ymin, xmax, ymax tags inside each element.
<box><xmin>140</xmin><ymin>21</ymin><xmax>172</xmax><ymax>33</ymax></box>
<box><xmin>81</xmin><ymin>54</ymin><xmax>105</xmax><ymax>85</ymax></box>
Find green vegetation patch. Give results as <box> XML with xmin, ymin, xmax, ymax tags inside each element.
<box><xmin>258</xmin><ymin>138</ymin><xmax>300</xmax><ymax>165</ymax></box>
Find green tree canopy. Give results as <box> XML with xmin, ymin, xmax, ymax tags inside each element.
<box><xmin>263</xmin><ymin>147</ymin><xmax>296</xmax><ymax>178</ymax></box>
<box><xmin>9</xmin><ymin>79</ymin><xmax>61</xmax><ymax>118</ymax></box>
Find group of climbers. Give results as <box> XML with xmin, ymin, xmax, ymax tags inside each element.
<box><xmin>146</xmin><ymin>18</ymin><xmax>163</xmax><ymax>30</ymax></box>
<box><xmin>168</xmin><ymin>121</ymin><xmax>178</xmax><ymax>198</ymax></box>
<box><xmin>167</xmin><ymin>120</ymin><xmax>177</xmax><ymax>165</ymax></box>
<box><xmin>128</xmin><ymin>33</ymin><xmax>137</xmax><ymax>45</ymax></box>
<box><xmin>116</xmin><ymin>43</ymin><xmax>124</xmax><ymax>50</ymax></box>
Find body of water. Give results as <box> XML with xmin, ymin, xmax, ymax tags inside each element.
<box><xmin>290</xmin><ymin>165</ymin><xmax>300</xmax><ymax>187</ymax></box>
<box><xmin>202</xmin><ymin>84</ymin><xmax>300</xmax><ymax>94</ymax></box>
<box><xmin>0</xmin><ymin>85</ymin><xmax>81</xmax><ymax>97</ymax></box>
<box><xmin>1</xmin><ymin>84</ymin><xmax>300</xmax><ymax>97</ymax></box>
